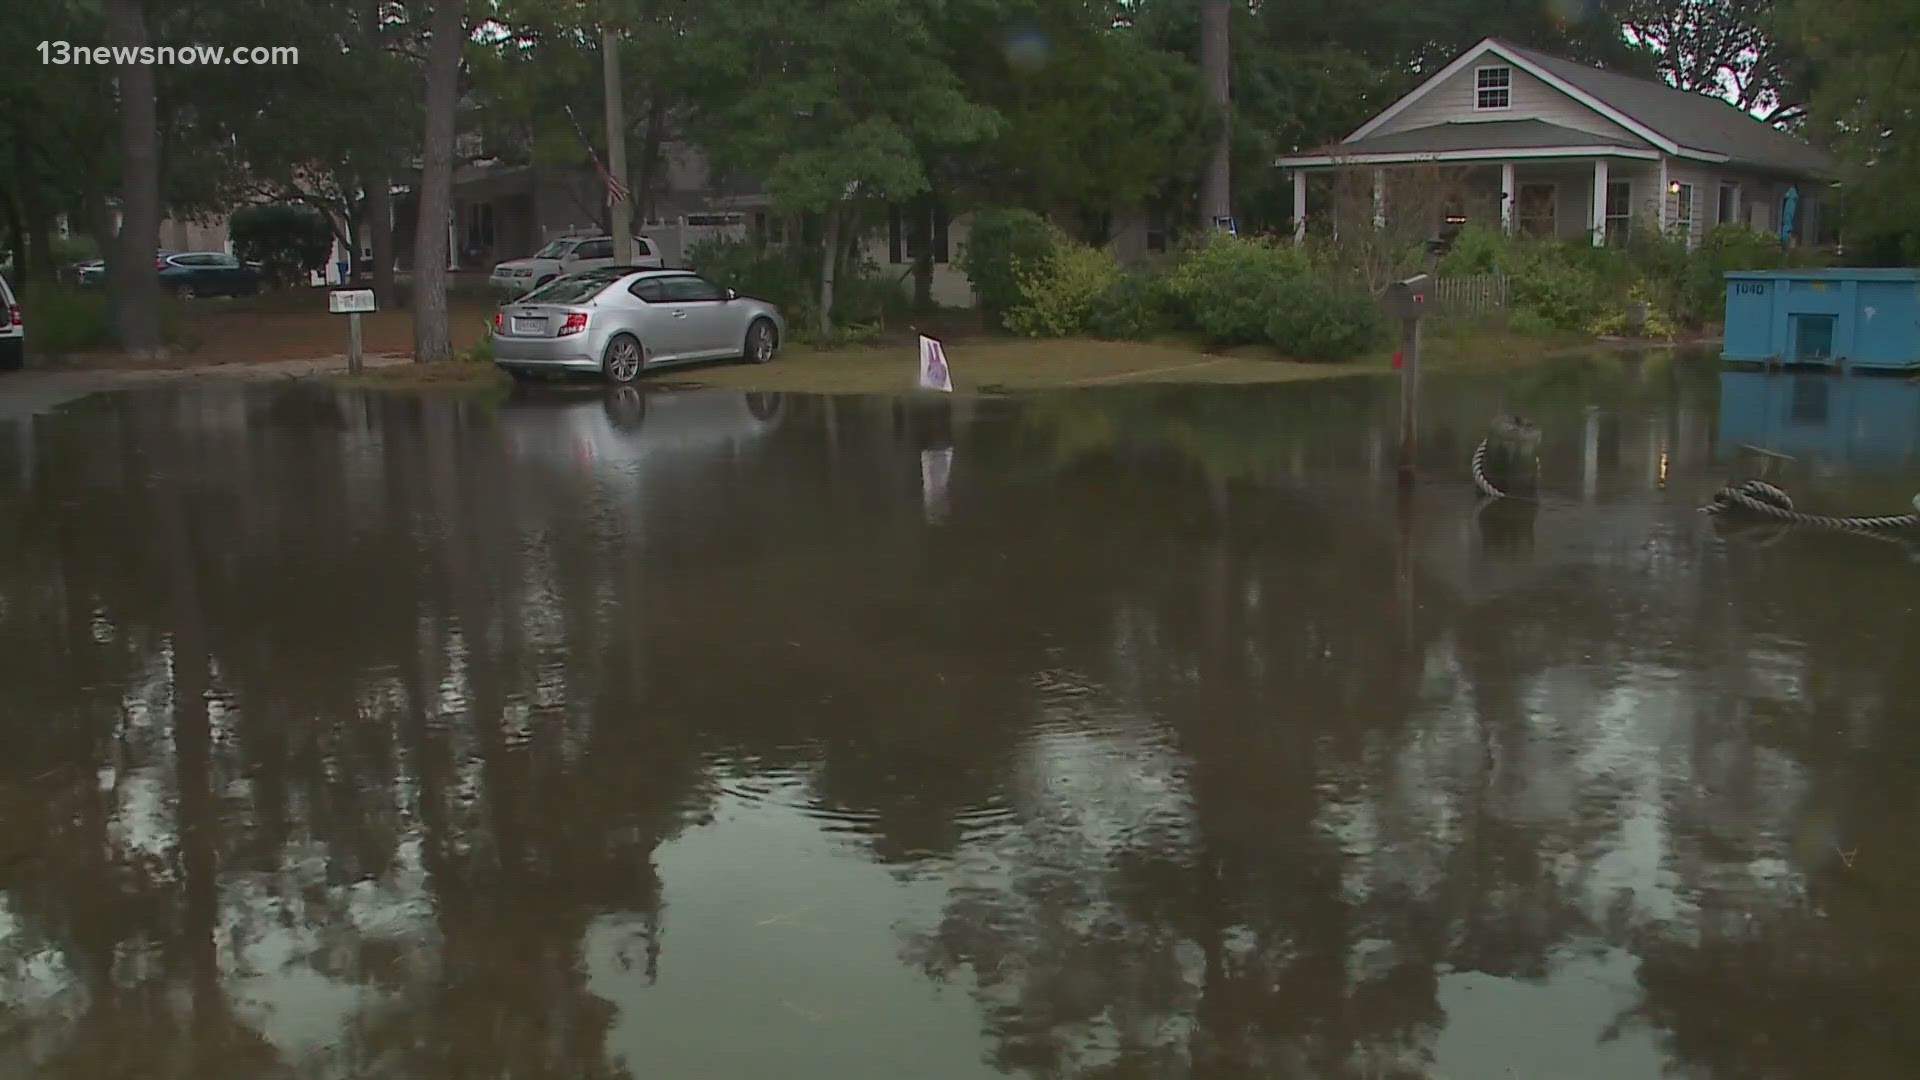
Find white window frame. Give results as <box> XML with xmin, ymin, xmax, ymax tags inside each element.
<box><xmin>1474</xmin><ymin>66</ymin><xmax>1512</xmax><ymax>111</ymax></box>
<box><xmin>1717</xmin><ymin>182</ymin><xmax>1739</xmax><ymax>226</ymax></box>
<box><xmin>1673</xmin><ymin>183</ymin><xmax>1694</xmax><ymax>236</ymax></box>
<box><xmin>1604</xmin><ymin>180</ymin><xmax>1633</xmax><ymax>245</ymax></box>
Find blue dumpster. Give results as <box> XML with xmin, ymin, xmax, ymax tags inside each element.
<box><xmin>1722</xmin><ymin>268</ymin><xmax>1920</xmax><ymax>372</ymax></box>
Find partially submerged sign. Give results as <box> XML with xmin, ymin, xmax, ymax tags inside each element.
<box><xmin>328</xmin><ymin>289</ymin><xmax>376</xmax><ymax>314</ymax></box>
<box><xmin>918</xmin><ymin>334</ymin><xmax>953</xmax><ymax>393</ymax></box>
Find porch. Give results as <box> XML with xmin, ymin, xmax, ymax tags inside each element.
<box><xmin>1286</xmin><ymin>156</ymin><xmax>1668</xmax><ymax>247</ymax></box>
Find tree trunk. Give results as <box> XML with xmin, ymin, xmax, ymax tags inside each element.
<box><xmin>411</xmin><ymin>0</ymin><xmax>465</xmax><ymax>362</ymax></box>
<box><xmin>106</xmin><ymin>0</ymin><xmax>164</xmax><ymax>353</ymax></box>
<box><xmin>84</xmin><ymin>184</ymin><xmax>115</xmax><ymax>267</ymax></box>
<box><xmin>11</xmin><ymin>144</ymin><xmax>52</xmax><ymax>281</ymax></box>
<box><xmin>27</xmin><ymin>212</ymin><xmax>54</xmax><ymax>282</ymax></box>
<box><xmin>635</xmin><ymin>98</ymin><xmax>666</xmax><ymax>230</ymax></box>
<box><xmin>0</xmin><ymin>194</ymin><xmax>23</xmax><ymax>281</ymax></box>
<box><xmin>817</xmin><ymin>206</ymin><xmax>840</xmax><ymax>337</ymax></box>
<box><xmin>1199</xmin><ymin>0</ymin><xmax>1232</xmax><ymax>231</ymax></box>
<box><xmin>368</xmin><ymin>174</ymin><xmax>396</xmax><ymax>307</ymax></box>
<box><xmin>912</xmin><ymin>196</ymin><xmax>935</xmax><ymax>315</ymax></box>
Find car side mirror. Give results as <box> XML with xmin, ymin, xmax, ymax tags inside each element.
<box><xmin>724</xmin><ymin>288</ymin><xmax>738</xmax><ymax>301</ymax></box>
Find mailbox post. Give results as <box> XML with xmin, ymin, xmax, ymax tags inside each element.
<box><xmin>1382</xmin><ymin>273</ymin><xmax>1432</xmax><ymax>479</ymax></box>
<box><xmin>328</xmin><ymin>288</ymin><xmax>377</xmax><ymax>374</ymax></box>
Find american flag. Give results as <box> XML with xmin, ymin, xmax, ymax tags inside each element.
<box><xmin>562</xmin><ymin>105</ymin><xmax>630</xmax><ymax>206</ymax></box>
<box><xmin>598</xmin><ymin>160</ymin><xmax>631</xmax><ymax>207</ymax></box>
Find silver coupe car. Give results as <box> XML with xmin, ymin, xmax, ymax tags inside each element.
<box><xmin>491</xmin><ymin>268</ymin><xmax>785</xmax><ymax>384</ymax></box>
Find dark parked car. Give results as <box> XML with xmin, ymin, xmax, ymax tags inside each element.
<box><xmin>157</xmin><ymin>251</ymin><xmax>262</xmax><ymax>298</ymax></box>
<box><xmin>75</xmin><ymin>251</ymin><xmax>264</xmax><ymax>298</ymax></box>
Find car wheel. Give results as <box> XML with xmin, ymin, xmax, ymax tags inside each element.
<box><xmin>744</xmin><ymin>318</ymin><xmax>778</xmax><ymax>364</ymax></box>
<box><xmin>603</xmin><ymin>333</ymin><xmax>645</xmax><ymax>384</ymax></box>
<box><xmin>604</xmin><ymin>385</ymin><xmax>648</xmax><ymax>427</ymax></box>
<box><xmin>745</xmin><ymin>392</ymin><xmax>783</xmax><ymax>422</ymax></box>
<box><xmin>175</xmin><ymin>284</ymin><xmax>196</xmax><ymax>300</ymax></box>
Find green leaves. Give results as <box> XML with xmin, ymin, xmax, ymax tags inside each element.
<box><xmin>1785</xmin><ymin>0</ymin><xmax>1920</xmax><ymax>255</ymax></box>
<box><xmin>675</xmin><ymin>0</ymin><xmax>998</xmax><ymax>214</ymax></box>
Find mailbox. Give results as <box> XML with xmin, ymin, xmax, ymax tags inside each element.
<box><xmin>1382</xmin><ymin>274</ymin><xmax>1432</xmax><ymax>319</ymax></box>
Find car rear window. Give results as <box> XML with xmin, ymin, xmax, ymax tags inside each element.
<box><xmin>519</xmin><ymin>272</ymin><xmax>623</xmax><ymax>304</ymax></box>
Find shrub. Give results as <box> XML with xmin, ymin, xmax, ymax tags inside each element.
<box><xmin>959</xmin><ymin>209</ymin><xmax>1058</xmax><ymax>329</ymax></box>
<box><xmin>1264</xmin><ymin>274</ymin><xmax>1385</xmax><ymax>360</ymax></box>
<box><xmin>1508</xmin><ymin>260</ymin><xmax>1611</xmax><ymax>332</ymax></box>
<box><xmin>230</xmin><ymin>204</ymin><xmax>333</xmax><ymax>284</ymax></box>
<box><xmin>691</xmin><ymin>237</ymin><xmax>905</xmax><ymax>329</ymax></box>
<box><xmin>1086</xmin><ymin>271</ymin><xmax>1180</xmax><ymax>340</ymax></box>
<box><xmin>831</xmin><ymin>247</ymin><xmax>913</xmax><ymax>328</ymax></box>
<box><xmin>1675</xmin><ymin>225</ymin><xmax>1802</xmax><ymax>325</ymax></box>
<box><xmin>1164</xmin><ymin>235</ymin><xmax>1315</xmax><ymax>348</ymax></box>
<box><xmin>1436</xmin><ymin>225</ymin><xmax>1508</xmax><ymax>275</ymax></box>
<box><xmin>1006</xmin><ymin>241</ymin><xmax>1120</xmax><ymax>337</ymax></box>
<box><xmin>686</xmin><ymin>238</ymin><xmax>817</xmax><ymax>309</ymax></box>
<box><xmin>1586</xmin><ymin>282</ymin><xmax>1678</xmax><ymax>339</ymax></box>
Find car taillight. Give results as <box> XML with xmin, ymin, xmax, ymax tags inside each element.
<box><xmin>558</xmin><ymin>312</ymin><xmax>589</xmax><ymax>336</ymax></box>
<box><xmin>6</xmin><ymin>305</ymin><xmax>20</xmax><ymax>329</ymax></box>
<box><xmin>154</xmin><ymin>256</ymin><xmax>166</xmax><ymax>270</ymax></box>
<box><xmin>494</xmin><ymin>311</ymin><xmax>505</xmax><ymax>333</ymax></box>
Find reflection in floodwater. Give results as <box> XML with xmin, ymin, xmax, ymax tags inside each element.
<box><xmin>2</xmin><ymin>367</ymin><xmax>1919</xmax><ymax>1078</ymax></box>
<box><xmin>1718</xmin><ymin>370</ymin><xmax>1920</xmax><ymax>473</ymax></box>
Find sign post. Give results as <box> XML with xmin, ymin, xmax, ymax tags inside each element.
<box><xmin>328</xmin><ymin>288</ymin><xmax>377</xmax><ymax>374</ymax></box>
<box><xmin>1381</xmin><ymin>274</ymin><xmax>1432</xmax><ymax>480</ymax></box>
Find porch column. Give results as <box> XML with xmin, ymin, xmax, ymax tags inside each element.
<box><xmin>1371</xmin><ymin>169</ymin><xmax>1386</xmax><ymax>230</ymax></box>
<box><xmin>1500</xmin><ymin>162</ymin><xmax>1516</xmax><ymax>234</ymax></box>
<box><xmin>1656</xmin><ymin>158</ymin><xmax>1670</xmax><ymax>232</ymax></box>
<box><xmin>1292</xmin><ymin>170</ymin><xmax>1308</xmax><ymax>244</ymax></box>
<box><xmin>447</xmin><ymin>208</ymin><xmax>459</xmax><ymax>271</ymax></box>
<box><xmin>1589</xmin><ymin>158</ymin><xmax>1609</xmax><ymax>246</ymax></box>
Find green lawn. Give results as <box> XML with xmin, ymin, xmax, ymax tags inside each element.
<box><xmin>648</xmin><ymin>325</ymin><xmax>1607</xmax><ymax>394</ymax></box>
<box><xmin>321</xmin><ymin>323</ymin><xmax>1664</xmax><ymax>396</ymax></box>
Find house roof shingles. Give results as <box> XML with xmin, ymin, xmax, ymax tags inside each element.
<box><xmin>1492</xmin><ymin>39</ymin><xmax>1830</xmax><ymax>175</ymax></box>
<box><xmin>1346</xmin><ymin>118</ymin><xmax>1642</xmax><ymax>155</ymax></box>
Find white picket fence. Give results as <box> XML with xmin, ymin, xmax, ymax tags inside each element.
<box><xmin>1429</xmin><ymin>272</ymin><xmax>1510</xmax><ymax>315</ymax></box>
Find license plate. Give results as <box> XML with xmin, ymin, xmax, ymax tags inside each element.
<box><xmin>512</xmin><ymin>317</ymin><xmax>547</xmax><ymax>335</ymax></box>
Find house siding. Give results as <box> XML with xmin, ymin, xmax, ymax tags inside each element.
<box><xmin>1367</xmin><ymin>60</ymin><xmax>1641</xmax><ymax>144</ymax></box>
<box><xmin>1660</xmin><ymin>159</ymin><xmax>1722</xmax><ymax>247</ymax></box>
<box><xmin>858</xmin><ymin>211</ymin><xmax>978</xmax><ymax>308</ymax></box>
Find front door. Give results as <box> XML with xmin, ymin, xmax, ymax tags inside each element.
<box><xmin>1517</xmin><ymin>183</ymin><xmax>1556</xmax><ymax>237</ymax></box>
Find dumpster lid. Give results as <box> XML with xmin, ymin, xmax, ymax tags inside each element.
<box><xmin>1724</xmin><ymin>267</ymin><xmax>1920</xmax><ymax>281</ymax></box>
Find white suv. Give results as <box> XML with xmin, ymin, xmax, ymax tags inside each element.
<box><xmin>489</xmin><ymin>235</ymin><xmax>663</xmax><ymax>295</ymax></box>
<box><xmin>0</xmin><ymin>272</ymin><xmax>22</xmax><ymax>371</ymax></box>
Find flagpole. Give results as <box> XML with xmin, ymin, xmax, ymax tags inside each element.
<box><xmin>602</xmin><ymin>28</ymin><xmax>634</xmax><ymax>263</ymax></box>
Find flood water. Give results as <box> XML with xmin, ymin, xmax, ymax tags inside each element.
<box><xmin>3</xmin><ymin>356</ymin><xmax>1919</xmax><ymax>1079</ymax></box>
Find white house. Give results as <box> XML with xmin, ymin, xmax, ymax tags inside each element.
<box><xmin>1276</xmin><ymin>37</ymin><xmax>1833</xmax><ymax>248</ymax></box>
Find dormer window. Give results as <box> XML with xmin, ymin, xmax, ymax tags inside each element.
<box><xmin>1475</xmin><ymin>66</ymin><xmax>1511</xmax><ymax>110</ymax></box>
